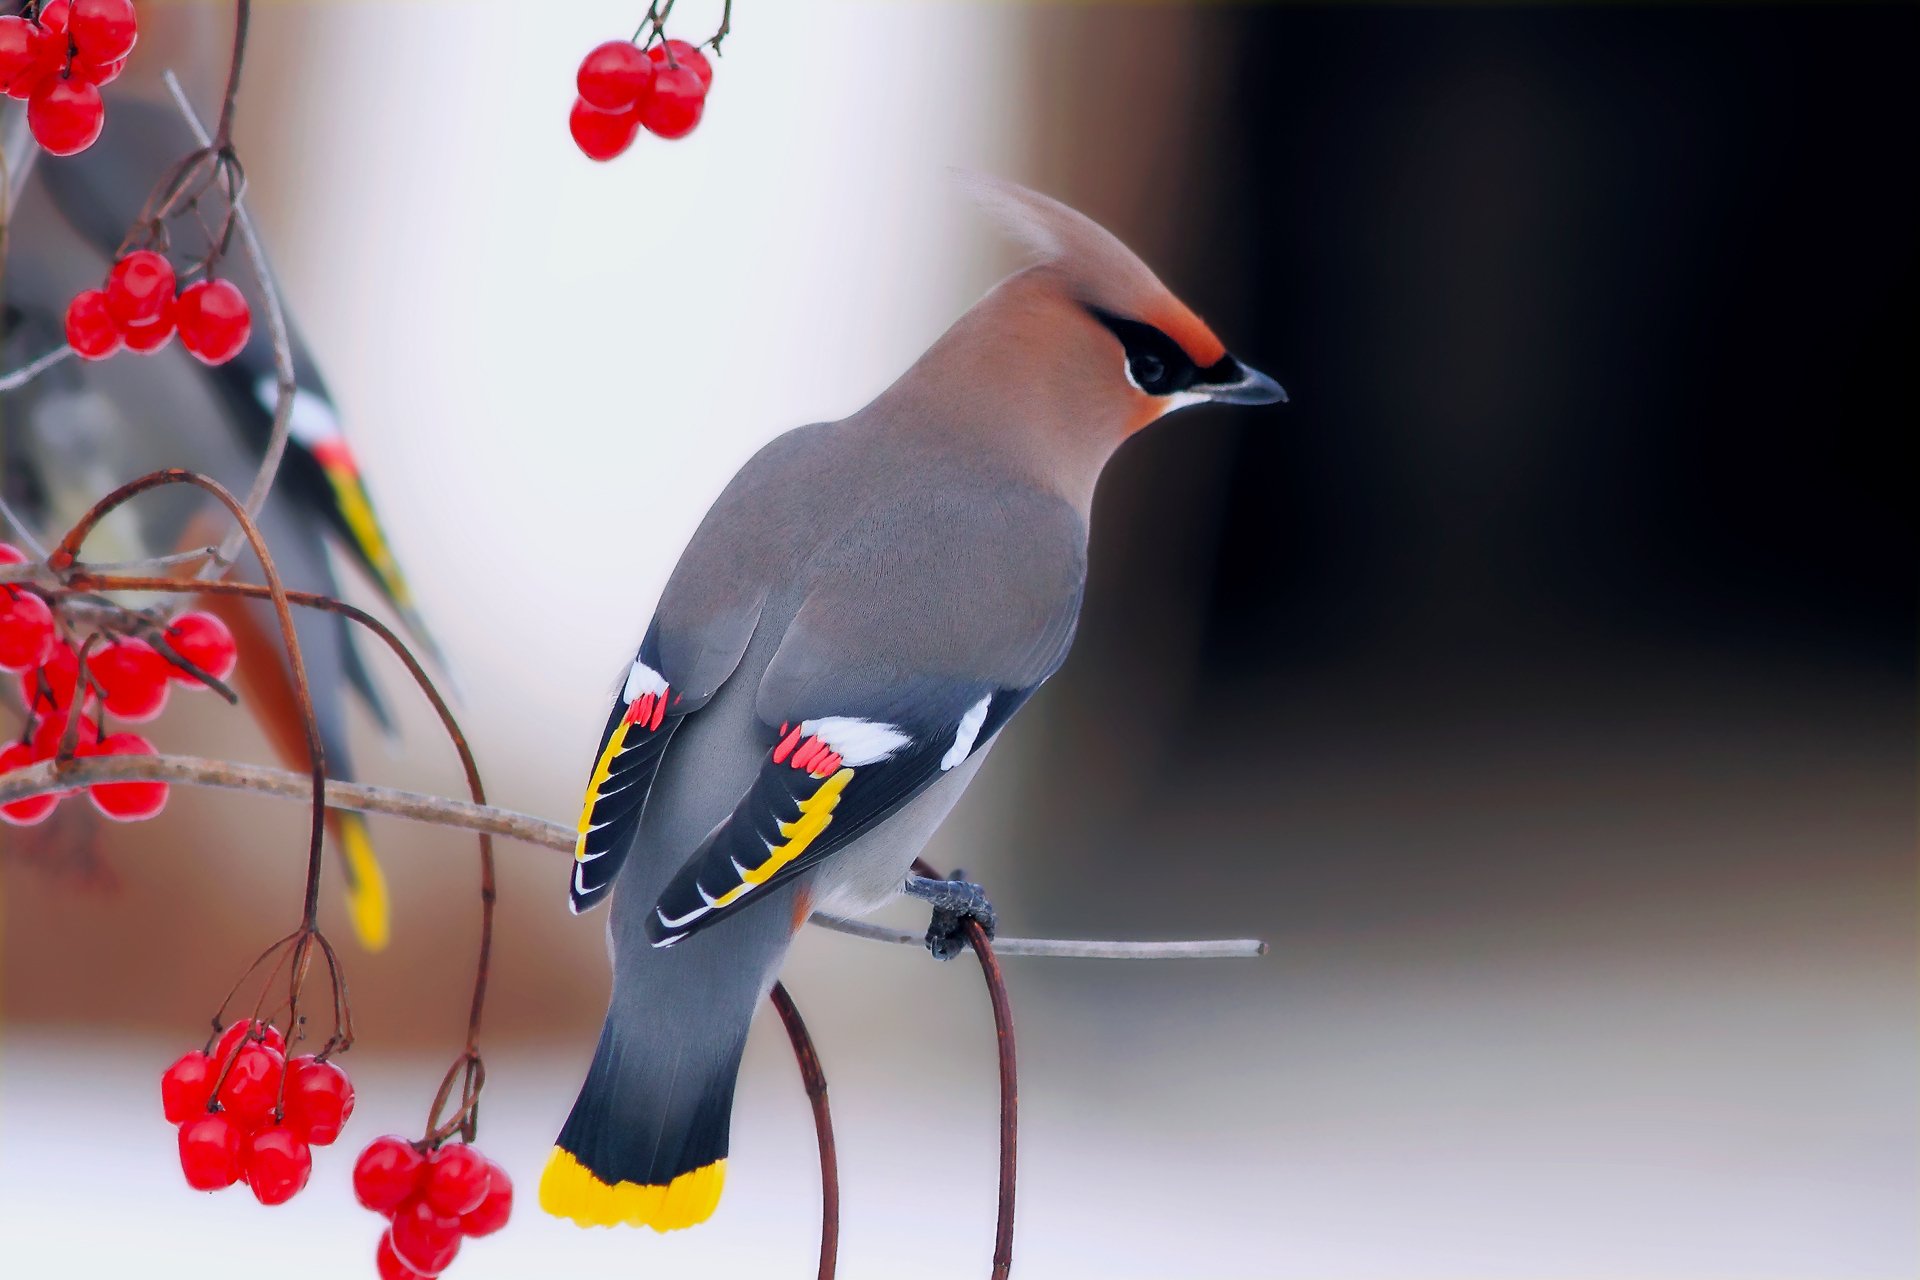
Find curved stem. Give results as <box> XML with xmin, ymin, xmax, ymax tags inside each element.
<box><xmin>50</xmin><ymin>470</ymin><xmax>328</xmax><ymax>930</ymax></box>
<box><xmin>770</xmin><ymin>982</ymin><xmax>839</xmax><ymax>1280</ymax></box>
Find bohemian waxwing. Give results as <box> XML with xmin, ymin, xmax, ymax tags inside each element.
<box><xmin>1</xmin><ymin>95</ymin><xmax>447</xmax><ymax>951</ymax></box>
<box><xmin>542</xmin><ymin>176</ymin><xmax>1285</xmax><ymax>1231</ymax></box>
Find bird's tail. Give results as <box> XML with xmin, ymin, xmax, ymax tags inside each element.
<box><xmin>331</xmin><ymin>811</ymin><xmax>391</xmax><ymax>953</ymax></box>
<box><xmin>541</xmin><ymin>888</ymin><xmax>803</xmax><ymax>1232</ymax></box>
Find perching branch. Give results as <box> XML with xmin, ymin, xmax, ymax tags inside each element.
<box><xmin>0</xmin><ymin>750</ymin><xmax>1271</xmax><ymax>961</ymax></box>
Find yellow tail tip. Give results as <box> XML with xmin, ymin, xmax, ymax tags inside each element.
<box><xmin>339</xmin><ymin>817</ymin><xmax>391</xmax><ymax>952</ymax></box>
<box><xmin>539</xmin><ymin>1146</ymin><xmax>725</xmax><ymax>1231</ymax></box>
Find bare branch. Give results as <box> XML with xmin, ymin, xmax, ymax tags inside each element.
<box><xmin>159</xmin><ymin>70</ymin><xmax>296</xmax><ymax>578</ymax></box>
<box><xmin>0</xmin><ymin>342</ymin><xmax>75</xmax><ymax>394</ymax></box>
<box><xmin>0</xmin><ymin>752</ymin><xmax>1270</xmax><ymax>961</ymax></box>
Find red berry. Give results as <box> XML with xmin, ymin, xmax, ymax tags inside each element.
<box><xmin>213</xmin><ymin>1018</ymin><xmax>286</xmax><ymax>1063</ymax></box>
<box><xmin>19</xmin><ymin>639</ymin><xmax>80</xmax><ymax>713</ymax></box>
<box><xmin>29</xmin><ymin>709</ymin><xmax>100</xmax><ymax>760</ymax></box>
<box><xmin>164</xmin><ymin>611</ymin><xmax>237</xmax><ymax>684</ymax></box>
<box><xmin>88</xmin><ymin>732</ymin><xmax>166</xmax><ymax>821</ymax></box>
<box><xmin>174</xmin><ymin>279</ymin><xmax>251</xmax><ymax>365</ymax></box>
<box><xmin>569</xmin><ymin>96</ymin><xmax>640</xmax><ymax>161</ymax></box>
<box><xmin>376</xmin><ymin>1232</ymin><xmax>430</xmax><ymax>1280</ymax></box>
<box><xmin>64</xmin><ymin>288</ymin><xmax>121</xmax><ymax>359</ymax></box>
<box><xmin>390</xmin><ymin>1196</ymin><xmax>462</xmax><ymax>1275</ymax></box>
<box><xmin>70</xmin><ymin>50</ymin><xmax>121</xmax><ymax>84</ymax></box>
<box><xmin>89</xmin><ymin>636</ymin><xmax>169</xmax><ymax>720</ymax></box>
<box><xmin>647</xmin><ymin>38</ymin><xmax>713</xmax><ymax>91</ymax></box>
<box><xmin>423</xmin><ymin>1143</ymin><xmax>491</xmax><ymax>1217</ymax></box>
<box><xmin>38</xmin><ymin>0</ymin><xmax>71</xmax><ymax>34</ymax></box>
<box><xmin>0</xmin><ymin>16</ymin><xmax>43</xmax><ymax>98</ymax></box>
<box><xmin>637</xmin><ymin>64</ymin><xmax>704</xmax><ymax>140</ymax></box>
<box><xmin>121</xmin><ymin>299</ymin><xmax>177</xmax><ymax>354</ymax></box>
<box><xmin>242</xmin><ymin>1124</ymin><xmax>312</xmax><ymax>1205</ymax></box>
<box><xmin>284</xmin><ymin>1055</ymin><xmax>355</xmax><ymax>1146</ymax></box>
<box><xmin>577</xmin><ymin>39</ymin><xmax>654</xmax><ymax>112</ymax></box>
<box><xmin>178</xmin><ymin>1112</ymin><xmax>244</xmax><ymax>1190</ymax></box>
<box><xmin>354</xmin><ymin>1136</ymin><xmax>426</xmax><ymax>1216</ymax></box>
<box><xmin>27</xmin><ymin>76</ymin><xmax>103</xmax><ymax>156</ymax></box>
<box><xmin>0</xmin><ymin>587</ymin><xmax>54</xmax><ymax>672</ymax></box>
<box><xmin>0</xmin><ymin>544</ymin><xmax>26</xmax><ymax>566</ymax></box>
<box><xmin>0</xmin><ymin>740</ymin><xmax>59</xmax><ymax>826</ymax></box>
<box><xmin>215</xmin><ymin>1041</ymin><xmax>285</xmax><ymax>1126</ymax></box>
<box><xmin>458</xmin><ymin>1160</ymin><xmax>512</xmax><ymax>1237</ymax></box>
<box><xmin>162</xmin><ymin>1050</ymin><xmax>217</xmax><ymax>1124</ymax></box>
<box><xmin>106</xmin><ymin>250</ymin><xmax>175</xmax><ymax>329</ymax></box>
<box><xmin>67</xmin><ymin>0</ymin><xmax>135</xmax><ymax>63</ymax></box>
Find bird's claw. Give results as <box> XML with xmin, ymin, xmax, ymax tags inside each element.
<box><xmin>905</xmin><ymin>873</ymin><xmax>996</xmax><ymax>961</ymax></box>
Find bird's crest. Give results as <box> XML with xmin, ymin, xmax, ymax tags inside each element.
<box><xmin>958</xmin><ymin>171</ymin><xmax>1226</xmax><ymax>367</ymax></box>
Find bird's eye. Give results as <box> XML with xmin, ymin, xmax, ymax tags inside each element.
<box><xmin>1130</xmin><ymin>354</ymin><xmax>1166</xmax><ymax>389</ymax></box>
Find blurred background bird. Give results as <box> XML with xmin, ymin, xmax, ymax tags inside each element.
<box><xmin>1</xmin><ymin>76</ymin><xmax>445</xmax><ymax>950</ymax></box>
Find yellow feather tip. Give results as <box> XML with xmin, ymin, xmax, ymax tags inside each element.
<box><xmin>539</xmin><ymin>1147</ymin><xmax>725</xmax><ymax>1231</ymax></box>
<box><xmin>338</xmin><ymin>818</ymin><xmax>390</xmax><ymax>952</ymax></box>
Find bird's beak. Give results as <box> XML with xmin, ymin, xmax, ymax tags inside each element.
<box><xmin>1204</xmin><ymin>358</ymin><xmax>1288</xmax><ymax>406</ymax></box>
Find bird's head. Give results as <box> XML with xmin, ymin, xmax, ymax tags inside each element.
<box><xmin>961</xmin><ymin>173</ymin><xmax>1286</xmax><ymax>434</ymax></box>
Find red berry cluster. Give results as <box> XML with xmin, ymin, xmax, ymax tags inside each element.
<box><xmin>569</xmin><ymin>37</ymin><xmax>713</xmax><ymax>161</ymax></box>
<box><xmin>0</xmin><ymin>543</ymin><xmax>238</xmax><ymax>826</ymax></box>
<box><xmin>355</xmin><ymin>1136</ymin><xmax>513</xmax><ymax>1278</ymax></box>
<box><xmin>0</xmin><ymin>0</ymin><xmax>137</xmax><ymax>157</ymax></box>
<box><xmin>65</xmin><ymin>250</ymin><xmax>253</xmax><ymax>365</ymax></box>
<box><xmin>164</xmin><ymin>1019</ymin><xmax>356</xmax><ymax>1206</ymax></box>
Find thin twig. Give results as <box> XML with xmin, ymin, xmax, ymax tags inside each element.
<box><xmin>0</xmin><ymin>750</ymin><xmax>1270</xmax><ymax>961</ymax></box>
<box><xmin>158</xmin><ymin>70</ymin><xmax>296</xmax><ymax>577</ymax></box>
<box><xmin>769</xmin><ymin>982</ymin><xmax>838</xmax><ymax>1280</ymax></box>
<box><xmin>0</xmin><ymin>343</ymin><xmax>75</xmax><ymax>393</ymax></box>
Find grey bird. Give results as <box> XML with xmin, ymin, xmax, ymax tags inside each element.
<box><xmin>1</xmin><ymin>94</ymin><xmax>444</xmax><ymax>949</ymax></box>
<box><xmin>542</xmin><ymin>177</ymin><xmax>1285</xmax><ymax>1231</ymax></box>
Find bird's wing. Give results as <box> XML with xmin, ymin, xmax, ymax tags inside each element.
<box><xmin>568</xmin><ymin>603</ymin><xmax>763</xmax><ymax>914</ymax></box>
<box><xmin>644</xmin><ymin>485</ymin><xmax>1085</xmax><ymax>947</ymax></box>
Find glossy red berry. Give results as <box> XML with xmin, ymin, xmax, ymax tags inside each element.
<box><xmin>19</xmin><ymin>639</ymin><xmax>80</xmax><ymax>713</ymax></box>
<box><xmin>242</xmin><ymin>1125</ymin><xmax>313</xmax><ymax>1205</ymax></box>
<box><xmin>0</xmin><ymin>544</ymin><xmax>26</xmax><ymax>566</ymax></box>
<box><xmin>70</xmin><ymin>49</ymin><xmax>121</xmax><ymax>84</ymax></box>
<box><xmin>29</xmin><ymin>709</ymin><xmax>100</xmax><ymax>761</ymax></box>
<box><xmin>164</xmin><ymin>611</ymin><xmax>237</xmax><ymax>684</ymax></box>
<box><xmin>89</xmin><ymin>636</ymin><xmax>170</xmax><ymax>721</ymax></box>
<box><xmin>0</xmin><ymin>17</ymin><xmax>44</xmax><ymax>100</ymax></box>
<box><xmin>175</xmin><ymin>279</ymin><xmax>251</xmax><ymax>365</ymax></box>
<box><xmin>38</xmin><ymin>0</ymin><xmax>71</xmax><ymax>34</ymax></box>
<box><xmin>121</xmin><ymin>299</ymin><xmax>176</xmax><ymax>354</ymax></box>
<box><xmin>284</xmin><ymin>1055</ymin><xmax>355</xmax><ymax>1146</ymax></box>
<box><xmin>458</xmin><ymin>1160</ymin><xmax>513</xmax><ymax>1237</ymax></box>
<box><xmin>648</xmin><ymin>38</ymin><xmax>713</xmax><ymax>90</ymax></box>
<box><xmin>67</xmin><ymin>0</ymin><xmax>135</xmax><ymax>63</ymax></box>
<box><xmin>0</xmin><ymin>587</ymin><xmax>55</xmax><ymax>672</ymax></box>
<box><xmin>376</xmin><ymin>1232</ymin><xmax>430</xmax><ymax>1280</ymax></box>
<box><xmin>64</xmin><ymin>288</ymin><xmax>121</xmax><ymax>359</ymax></box>
<box><xmin>213</xmin><ymin>1018</ymin><xmax>286</xmax><ymax>1062</ymax></box>
<box><xmin>390</xmin><ymin>1196</ymin><xmax>463</xmax><ymax>1275</ymax></box>
<box><xmin>106</xmin><ymin>250</ymin><xmax>175</xmax><ymax>329</ymax></box>
<box><xmin>569</xmin><ymin>96</ymin><xmax>640</xmax><ymax>161</ymax></box>
<box><xmin>578</xmin><ymin>39</ymin><xmax>653</xmax><ymax>112</ymax></box>
<box><xmin>423</xmin><ymin>1143</ymin><xmax>492</xmax><ymax>1217</ymax></box>
<box><xmin>0</xmin><ymin>741</ymin><xmax>59</xmax><ymax>826</ymax></box>
<box><xmin>215</xmin><ymin>1041</ymin><xmax>285</xmax><ymax>1126</ymax></box>
<box><xmin>88</xmin><ymin>732</ymin><xmax>167</xmax><ymax>821</ymax></box>
<box><xmin>354</xmin><ymin>1136</ymin><xmax>426</xmax><ymax>1215</ymax></box>
<box><xmin>162</xmin><ymin>1049</ymin><xmax>217</xmax><ymax>1124</ymax></box>
<box><xmin>178</xmin><ymin>1112</ymin><xmax>244</xmax><ymax>1190</ymax></box>
<box><xmin>27</xmin><ymin>76</ymin><xmax>103</xmax><ymax>156</ymax></box>
<box><xmin>638</xmin><ymin>64</ymin><xmax>705</xmax><ymax>140</ymax></box>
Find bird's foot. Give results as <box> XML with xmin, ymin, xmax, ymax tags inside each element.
<box><xmin>904</xmin><ymin>870</ymin><xmax>997</xmax><ymax>961</ymax></box>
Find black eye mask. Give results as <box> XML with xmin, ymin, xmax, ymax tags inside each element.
<box><xmin>1088</xmin><ymin>307</ymin><xmax>1248</xmax><ymax>397</ymax></box>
